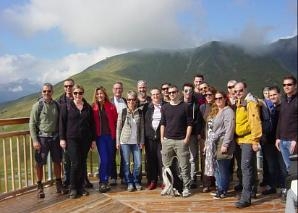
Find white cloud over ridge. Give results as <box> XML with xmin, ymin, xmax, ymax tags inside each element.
<box><xmin>0</xmin><ymin>47</ymin><xmax>126</xmax><ymax>85</ymax></box>
<box><xmin>2</xmin><ymin>0</ymin><xmax>203</xmax><ymax>49</ymax></box>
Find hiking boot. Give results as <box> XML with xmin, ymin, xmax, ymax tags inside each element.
<box><xmin>182</xmin><ymin>188</ymin><xmax>191</xmax><ymax>197</ymax></box>
<box><xmin>37</xmin><ymin>183</ymin><xmax>45</xmax><ymax>199</ymax></box>
<box><xmin>56</xmin><ymin>179</ymin><xmax>68</xmax><ymax>194</ymax></box>
<box><xmin>98</xmin><ymin>183</ymin><xmax>110</xmax><ymax>193</ymax></box>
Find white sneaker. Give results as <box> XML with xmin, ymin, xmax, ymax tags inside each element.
<box><xmin>182</xmin><ymin>188</ymin><xmax>191</xmax><ymax>197</ymax></box>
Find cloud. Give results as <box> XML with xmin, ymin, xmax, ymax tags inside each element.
<box><xmin>2</xmin><ymin>0</ymin><xmax>203</xmax><ymax>49</ymax></box>
<box><xmin>0</xmin><ymin>47</ymin><xmax>126</xmax><ymax>85</ymax></box>
<box><xmin>8</xmin><ymin>86</ymin><xmax>23</xmax><ymax>92</ymax></box>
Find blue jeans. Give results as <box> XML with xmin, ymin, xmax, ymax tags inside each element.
<box><xmin>279</xmin><ymin>140</ymin><xmax>292</xmax><ymax>171</ymax></box>
<box><xmin>214</xmin><ymin>159</ymin><xmax>231</xmax><ymax>193</ymax></box>
<box><xmin>96</xmin><ymin>135</ymin><xmax>113</xmax><ymax>183</ymax></box>
<box><xmin>121</xmin><ymin>144</ymin><xmax>142</xmax><ymax>185</ymax></box>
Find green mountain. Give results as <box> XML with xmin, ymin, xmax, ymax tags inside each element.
<box><xmin>0</xmin><ymin>40</ymin><xmax>293</xmax><ymax>119</ymax></box>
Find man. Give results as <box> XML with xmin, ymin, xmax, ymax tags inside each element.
<box><xmin>29</xmin><ymin>83</ymin><xmax>64</xmax><ymax>198</ymax></box>
<box><xmin>137</xmin><ymin>80</ymin><xmax>151</xmax><ymax>107</ymax></box>
<box><xmin>234</xmin><ymin>82</ymin><xmax>262</xmax><ymax>208</ymax></box>
<box><xmin>199</xmin><ymin>82</ymin><xmax>209</xmax><ymax>96</ymax></box>
<box><xmin>160</xmin><ymin>85</ymin><xmax>193</xmax><ymax>197</ymax></box>
<box><xmin>193</xmin><ymin>74</ymin><xmax>205</xmax><ymax>106</ymax></box>
<box><xmin>261</xmin><ymin>86</ymin><xmax>288</xmax><ymax>197</ymax></box>
<box><xmin>182</xmin><ymin>83</ymin><xmax>203</xmax><ymax>189</ymax></box>
<box><xmin>160</xmin><ymin>82</ymin><xmax>171</xmax><ymax>103</ymax></box>
<box><xmin>276</xmin><ymin>75</ymin><xmax>297</xmax><ymax>170</ymax></box>
<box><xmin>144</xmin><ymin>88</ymin><xmax>164</xmax><ymax>190</ymax></box>
<box><xmin>276</xmin><ymin>75</ymin><xmax>297</xmax><ymax>201</ymax></box>
<box><xmin>110</xmin><ymin>81</ymin><xmax>127</xmax><ymax>185</ymax></box>
<box><xmin>227</xmin><ymin>80</ymin><xmax>237</xmax><ymax>105</ymax></box>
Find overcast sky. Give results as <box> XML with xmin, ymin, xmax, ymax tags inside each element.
<box><xmin>0</xmin><ymin>0</ymin><xmax>297</xmax><ymax>90</ymax></box>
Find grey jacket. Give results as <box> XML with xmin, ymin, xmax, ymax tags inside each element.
<box><xmin>116</xmin><ymin>108</ymin><xmax>144</xmax><ymax>145</ymax></box>
<box><xmin>212</xmin><ymin>106</ymin><xmax>235</xmax><ymax>155</ymax></box>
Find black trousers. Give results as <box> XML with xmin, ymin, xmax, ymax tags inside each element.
<box><xmin>145</xmin><ymin>138</ymin><xmax>162</xmax><ymax>183</ymax></box>
<box><xmin>67</xmin><ymin>138</ymin><xmax>90</xmax><ymax>191</ymax></box>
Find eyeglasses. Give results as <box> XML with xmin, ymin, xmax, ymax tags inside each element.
<box><xmin>168</xmin><ymin>91</ymin><xmax>177</xmax><ymax>94</ymax></box>
<box><xmin>227</xmin><ymin>86</ymin><xmax>234</xmax><ymax>89</ymax></box>
<box><xmin>73</xmin><ymin>91</ymin><xmax>84</xmax><ymax>95</ymax></box>
<box><xmin>283</xmin><ymin>83</ymin><xmax>294</xmax><ymax>87</ymax></box>
<box><xmin>127</xmin><ymin>98</ymin><xmax>136</xmax><ymax>102</ymax></box>
<box><xmin>64</xmin><ymin>85</ymin><xmax>73</xmax><ymax>88</ymax></box>
<box><xmin>161</xmin><ymin>87</ymin><xmax>169</xmax><ymax>91</ymax></box>
<box><xmin>42</xmin><ymin>90</ymin><xmax>52</xmax><ymax>93</ymax></box>
<box><xmin>215</xmin><ymin>97</ymin><xmax>224</xmax><ymax>100</ymax></box>
<box><xmin>184</xmin><ymin>89</ymin><xmax>193</xmax><ymax>94</ymax></box>
<box><xmin>234</xmin><ymin>89</ymin><xmax>244</xmax><ymax>93</ymax></box>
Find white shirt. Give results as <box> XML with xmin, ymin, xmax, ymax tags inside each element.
<box><xmin>113</xmin><ymin>96</ymin><xmax>127</xmax><ymax>114</ymax></box>
<box><xmin>152</xmin><ymin>104</ymin><xmax>161</xmax><ymax>131</ymax></box>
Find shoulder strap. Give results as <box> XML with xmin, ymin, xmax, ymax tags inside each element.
<box><xmin>121</xmin><ymin>108</ymin><xmax>127</xmax><ymax>129</ymax></box>
<box><xmin>37</xmin><ymin>99</ymin><xmax>44</xmax><ymax>121</ymax></box>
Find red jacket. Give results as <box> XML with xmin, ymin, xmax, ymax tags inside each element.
<box><xmin>92</xmin><ymin>101</ymin><xmax>118</xmax><ymax>140</ymax></box>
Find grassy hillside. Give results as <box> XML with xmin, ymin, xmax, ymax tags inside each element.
<box><xmin>0</xmin><ymin>41</ymin><xmax>291</xmax><ymax>119</ymax></box>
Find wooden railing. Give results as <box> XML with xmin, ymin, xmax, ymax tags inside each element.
<box><xmin>0</xmin><ymin>117</ymin><xmax>98</xmax><ymax>200</ymax></box>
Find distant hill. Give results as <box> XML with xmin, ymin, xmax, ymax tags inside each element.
<box><xmin>0</xmin><ymin>37</ymin><xmax>296</xmax><ymax>118</ymax></box>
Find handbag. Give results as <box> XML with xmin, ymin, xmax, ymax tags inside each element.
<box><xmin>216</xmin><ymin>136</ymin><xmax>233</xmax><ymax>160</ymax></box>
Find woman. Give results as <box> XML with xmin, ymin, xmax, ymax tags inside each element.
<box><xmin>59</xmin><ymin>84</ymin><xmax>96</xmax><ymax>199</ymax></box>
<box><xmin>207</xmin><ymin>91</ymin><xmax>235</xmax><ymax>199</ymax></box>
<box><xmin>92</xmin><ymin>86</ymin><xmax>118</xmax><ymax>193</ymax></box>
<box><xmin>116</xmin><ymin>90</ymin><xmax>144</xmax><ymax>192</ymax></box>
<box><xmin>200</xmin><ymin>86</ymin><xmax>217</xmax><ymax>192</ymax></box>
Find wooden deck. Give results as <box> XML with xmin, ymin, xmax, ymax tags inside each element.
<box><xmin>0</xmin><ymin>179</ymin><xmax>285</xmax><ymax>213</ymax></box>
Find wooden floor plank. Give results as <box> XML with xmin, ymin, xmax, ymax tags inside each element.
<box><xmin>0</xmin><ymin>180</ymin><xmax>286</xmax><ymax>213</ymax></box>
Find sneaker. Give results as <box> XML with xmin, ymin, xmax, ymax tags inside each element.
<box><xmin>135</xmin><ymin>183</ymin><xmax>142</xmax><ymax>191</ymax></box>
<box><xmin>202</xmin><ymin>187</ymin><xmax>210</xmax><ymax>193</ymax></box>
<box><xmin>37</xmin><ymin>183</ymin><xmax>45</xmax><ymax>199</ymax></box>
<box><xmin>69</xmin><ymin>189</ymin><xmax>78</xmax><ymax>199</ymax></box>
<box><xmin>182</xmin><ymin>188</ymin><xmax>191</xmax><ymax>197</ymax></box>
<box><xmin>110</xmin><ymin>178</ymin><xmax>117</xmax><ymax>186</ymax></box>
<box><xmin>213</xmin><ymin>192</ymin><xmax>221</xmax><ymax>199</ymax></box>
<box><xmin>280</xmin><ymin>188</ymin><xmax>287</xmax><ymax>203</ymax></box>
<box><xmin>78</xmin><ymin>188</ymin><xmax>89</xmax><ymax>196</ymax></box>
<box><xmin>127</xmin><ymin>184</ymin><xmax>134</xmax><ymax>192</ymax></box>
<box><xmin>210</xmin><ymin>191</ymin><xmax>217</xmax><ymax>196</ymax></box>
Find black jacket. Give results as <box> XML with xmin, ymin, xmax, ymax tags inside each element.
<box><xmin>144</xmin><ymin>102</ymin><xmax>165</xmax><ymax>140</ymax></box>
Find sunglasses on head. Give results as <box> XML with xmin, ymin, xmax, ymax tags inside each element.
<box><xmin>73</xmin><ymin>91</ymin><xmax>84</xmax><ymax>95</ymax></box>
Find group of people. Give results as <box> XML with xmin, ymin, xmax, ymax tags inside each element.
<box><xmin>29</xmin><ymin>74</ymin><xmax>297</xmax><ymax>210</ymax></box>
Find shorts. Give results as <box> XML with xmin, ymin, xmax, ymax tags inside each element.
<box><xmin>35</xmin><ymin>136</ymin><xmax>62</xmax><ymax>165</ymax></box>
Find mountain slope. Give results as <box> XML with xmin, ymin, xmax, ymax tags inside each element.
<box><xmin>0</xmin><ymin>40</ymin><xmax>293</xmax><ymax>118</ymax></box>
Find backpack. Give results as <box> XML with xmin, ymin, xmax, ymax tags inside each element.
<box><xmin>161</xmin><ymin>156</ymin><xmax>183</xmax><ymax>196</ymax></box>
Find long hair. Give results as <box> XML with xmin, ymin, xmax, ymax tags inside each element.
<box><xmin>92</xmin><ymin>86</ymin><xmax>110</xmax><ymax>105</ymax></box>
<box><xmin>207</xmin><ymin>91</ymin><xmax>229</xmax><ymax>119</ymax></box>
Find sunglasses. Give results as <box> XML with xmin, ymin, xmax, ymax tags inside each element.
<box><xmin>64</xmin><ymin>85</ymin><xmax>73</xmax><ymax>88</ymax></box>
<box><xmin>168</xmin><ymin>91</ymin><xmax>177</xmax><ymax>94</ymax></box>
<box><xmin>215</xmin><ymin>97</ymin><xmax>224</xmax><ymax>100</ymax></box>
<box><xmin>42</xmin><ymin>90</ymin><xmax>52</xmax><ymax>93</ymax></box>
<box><xmin>127</xmin><ymin>98</ymin><xmax>136</xmax><ymax>102</ymax></box>
<box><xmin>283</xmin><ymin>83</ymin><xmax>294</xmax><ymax>87</ymax></box>
<box><xmin>204</xmin><ymin>93</ymin><xmax>213</xmax><ymax>97</ymax></box>
<box><xmin>161</xmin><ymin>87</ymin><xmax>169</xmax><ymax>91</ymax></box>
<box><xmin>73</xmin><ymin>91</ymin><xmax>84</xmax><ymax>95</ymax></box>
<box><xmin>227</xmin><ymin>86</ymin><xmax>234</xmax><ymax>89</ymax></box>
<box><xmin>234</xmin><ymin>89</ymin><xmax>244</xmax><ymax>93</ymax></box>
<box><xmin>184</xmin><ymin>89</ymin><xmax>193</xmax><ymax>93</ymax></box>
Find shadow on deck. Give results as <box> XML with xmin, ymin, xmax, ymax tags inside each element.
<box><xmin>0</xmin><ymin>179</ymin><xmax>285</xmax><ymax>213</ymax></box>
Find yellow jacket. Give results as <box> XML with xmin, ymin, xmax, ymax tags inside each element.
<box><xmin>235</xmin><ymin>93</ymin><xmax>262</xmax><ymax>145</ymax></box>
